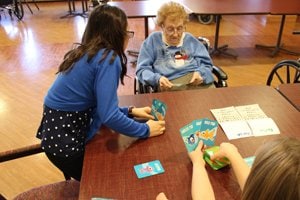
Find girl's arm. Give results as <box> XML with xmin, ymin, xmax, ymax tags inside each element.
<box><xmin>189</xmin><ymin>141</ymin><xmax>215</xmax><ymax>200</ymax></box>
<box><xmin>210</xmin><ymin>143</ymin><xmax>251</xmax><ymax>190</ymax></box>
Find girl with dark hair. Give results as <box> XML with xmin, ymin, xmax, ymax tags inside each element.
<box><xmin>36</xmin><ymin>5</ymin><xmax>165</xmax><ymax>181</ymax></box>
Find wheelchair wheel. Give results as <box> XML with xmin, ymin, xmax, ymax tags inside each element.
<box><xmin>266</xmin><ymin>60</ymin><xmax>300</xmax><ymax>87</ymax></box>
<box><xmin>197</xmin><ymin>14</ymin><xmax>214</xmax><ymax>25</ymax></box>
<box><xmin>13</xmin><ymin>0</ymin><xmax>24</xmax><ymax>20</ymax></box>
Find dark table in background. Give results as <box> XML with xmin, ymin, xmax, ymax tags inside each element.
<box><xmin>108</xmin><ymin>1</ymin><xmax>172</xmax><ymax>59</ymax></box>
<box><xmin>277</xmin><ymin>83</ymin><xmax>300</xmax><ymax>111</ymax></box>
<box><xmin>110</xmin><ymin>0</ymin><xmax>300</xmax><ymax>58</ymax></box>
<box><xmin>255</xmin><ymin>0</ymin><xmax>300</xmax><ymax>57</ymax></box>
<box><xmin>181</xmin><ymin>0</ymin><xmax>271</xmax><ymax>58</ymax></box>
<box><xmin>182</xmin><ymin>0</ymin><xmax>300</xmax><ymax>57</ymax></box>
<box><xmin>60</xmin><ymin>0</ymin><xmax>88</xmax><ymax>18</ymax></box>
<box><xmin>108</xmin><ymin>1</ymin><xmax>174</xmax><ymax>38</ymax></box>
<box><xmin>79</xmin><ymin>85</ymin><xmax>300</xmax><ymax>200</ymax></box>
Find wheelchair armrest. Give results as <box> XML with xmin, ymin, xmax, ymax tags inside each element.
<box><xmin>212</xmin><ymin>65</ymin><xmax>228</xmax><ymax>81</ymax></box>
<box><xmin>134</xmin><ymin>76</ymin><xmax>157</xmax><ymax>94</ymax></box>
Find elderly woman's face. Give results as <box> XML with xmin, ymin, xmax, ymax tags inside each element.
<box><xmin>162</xmin><ymin>16</ymin><xmax>185</xmax><ymax>46</ymax></box>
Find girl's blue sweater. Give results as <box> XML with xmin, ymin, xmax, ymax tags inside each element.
<box><xmin>45</xmin><ymin>50</ymin><xmax>149</xmax><ymax>141</ymax></box>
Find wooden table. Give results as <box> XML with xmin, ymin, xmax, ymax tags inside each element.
<box><xmin>108</xmin><ymin>1</ymin><xmax>180</xmax><ymax>60</ymax></box>
<box><xmin>181</xmin><ymin>0</ymin><xmax>272</xmax><ymax>58</ymax></box>
<box><xmin>181</xmin><ymin>0</ymin><xmax>300</xmax><ymax>57</ymax></box>
<box><xmin>277</xmin><ymin>83</ymin><xmax>300</xmax><ymax>111</ymax></box>
<box><xmin>60</xmin><ymin>0</ymin><xmax>88</xmax><ymax>18</ymax></box>
<box><xmin>109</xmin><ymin>0</ymin><xmax>299</xmax><ymax>58</ymax></box>
<box><xmin>255</xmin><ymin>0</ymin><xmax>300</xmax><ymax>57</ymax></box>
<box><xmin>110</xmin><ymin>0</ymin><xmax>270</xmax><ymax>58</ymax></box>
<box><xmin>79</xmin><ymin>85</ymin><xmax>300</xmax><ymax>200</ymax></box>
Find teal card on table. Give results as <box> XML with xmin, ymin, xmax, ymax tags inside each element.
<box><xmin>134</xmin><ymin>160</ymin><xmax>165</xmax><ymax>179</ymax></box>
<box><xmin>244</xmin><ymin>156</ymin><xmax>256</xmax><ymax>167</ymax></box>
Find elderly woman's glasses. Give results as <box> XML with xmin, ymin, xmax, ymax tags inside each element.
<box><xmin>163</xmin><ymin>25</ymin><xmax>185</xmax><ymax>35</ymax></box>
<box><xmin>126</xmin><ymin>31</ymin><xmax>135</xmax><ymax>38</ymax></box>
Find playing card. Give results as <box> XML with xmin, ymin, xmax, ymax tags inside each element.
<box><xmin>180</xmin><ymin>122</ymin><xmax>199</xmax><ymax>152</ymax></box>
<box><xmin>196</xmin><ymin>118</ymin><xmax>218</xmax><ymax>146</ymax></box>
<box><xmin>244</xmin><ymin>156</ymin><xmax>256</xmax><ymax>167</ymax></box>
<box><xmin>203</xmin><ymin>146</ymin><xmax>230</xmax><ymax>170</ymax></box>
<box><xmin>134</xmin><ymin>160</ymin><xmax>165</xmax><ymax>179</ymax></box>
<box><xmin>151</xmin><ymin>99</ymin><xmax>167</xmax><ymax>121</ymax></box>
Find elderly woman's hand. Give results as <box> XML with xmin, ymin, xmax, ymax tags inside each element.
<box><xmin>159</xmin><ymin>76</ymin><xmax>174</xmax><ymax>90</ymax></box>
<box><xmin>189</xmin><ymin>71</ymin><xmax>203</xmax><ymax>86</ymax></box>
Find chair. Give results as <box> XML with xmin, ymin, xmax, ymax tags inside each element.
<box><xmin>134</xmin><ymin>36</ymin><xmax>228</xmax><ymax>94</ymax></box>
<box><xmin>0</xmin><ymin>143</ymin><xmax>42</xmax><ymax>162</ymax></box>
<box><xmin>22</xmin><ymin>0</ymin><xmax>39</xmax><ymax>15</ymax></box>
<box><xmin>0</xmin><ymin>142</ymin><xmax>77</xmax><ymax>200</ymax></box>
<box><xmin>196</xmin><ymin>14</ymin><xmax>215</xmax><ymax>25</ymax></box>
<box><xmin>12</xmin><ymin>180</ymin><xmax>80</xmax><ymax>200</ymax></box>
<box><xmin>293</xmin><ymin>15</ymin><xmax>300</xmax><ymax>34</ymax></box>
<box><xmin>266</xmin><ymin>59</ymin><xmax>300</xmax><ymax>88</ymax></box>
<box><xmin>0</xmin><ymin>143</ymin><xmax>72</xmax><ymax>180</ymax></box>
<box><xmin>0</xmin><ymin>0</ymin><xmax>24</xmax><ymax>20</ymax></box>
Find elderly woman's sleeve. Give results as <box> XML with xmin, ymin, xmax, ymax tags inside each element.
<box><xmin>136</xmin><ymin>36</ymin><xmax>162</xmax><ymax>87</ymax></box>
<box><xmin>194</xmin><ymin>41</ymin><xmax>214</xmax><ymax>84</ymax></box>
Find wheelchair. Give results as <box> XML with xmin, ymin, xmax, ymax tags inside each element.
<box><xmin>197</xmin><ymin>14</ymin><xmax>215</xmax><ymax>25</ymax></box>
<box><xmin>266</xmin><ymin>59</ymin><xmax>300</xmax><ymax>88</ymax></box>
<box><xmin>0</xmin><ymin>0</ymin><xmax>24</xmax><ymax>20</ymax></box>
<box><xmin>134</xmin><ymin>37</ymin><xmax>228</xmax><ymax>94</ymax></box>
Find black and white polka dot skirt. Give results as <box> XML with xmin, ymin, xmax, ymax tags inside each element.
<box><xmin>36</xmin><ymin>105</ymin><xmax>92</xmax><ymax>158</ymax></box>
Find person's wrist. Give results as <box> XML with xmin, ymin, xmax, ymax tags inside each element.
<box><xmin>193</xmin><ymin>160</ymin><xmax>206</xmax><ymax>168</ymax></box>
<box><xmin>192</xmin><ymin>155</ymin><xmax>206</xmax><ymax>166</ymax></box>
<box><xmin>224</xmin><ymin>149</ymin><xmax>239</xmax><ymax>161</ymax></box>
<box><xmin>128</xmin><ymin>106</ymin><xmax>135</xmax><ymax>118</ymax></box>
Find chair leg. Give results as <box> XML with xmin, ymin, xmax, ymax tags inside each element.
<box><xmin>23</xmin><ymin>0</ymin><xmax>33</xmax><ymax>14</ymax></box>
<box><xmin>293</xmin><ymin>15</ymin><xmax>300</xmax><ymax>34</ymax></box>
<box><xmin>22</xmin><ymin>0</ymin><xmax>39</xmax><ymax>14</ymax></box>
<box><xmin>0</xmin><ymin>193</ymin><xmax>7</xmax><ymax>200</ymax></box>
<box><xmin>32</xmin><ymin>0</ymin><xmax>39</xmax><ymax>10</ymax></box>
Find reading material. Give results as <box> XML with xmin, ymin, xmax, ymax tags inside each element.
<box><xmin>210</xmin><ymin>104</ymin><xmax>280</xmax><ymax>140</ymax></box>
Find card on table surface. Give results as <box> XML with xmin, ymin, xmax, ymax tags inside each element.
<box><xmin>244</xmin><ymin>156</ymin><xmax>256</xmax><ymax>167</ymax></box>
<box><xmin>134</xmin><ymin>160</ymin><xmax>165</xmax><ymax>179</ymax></box>
<box><xmin>151</xmin><ymin>99</ymin><xmax>167</xmax><ymax>121</ymax></box>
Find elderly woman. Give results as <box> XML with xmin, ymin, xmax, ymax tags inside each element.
<box><xmin>136</xmin><ymin>1</ymin><xmax>214</xmax><ymax>92</ymax></box>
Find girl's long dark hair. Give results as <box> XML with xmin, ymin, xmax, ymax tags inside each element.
<box><xmin>57</xmin><ymin>5</ymin><xmax>128</xmax><ymax>84</ymax></box>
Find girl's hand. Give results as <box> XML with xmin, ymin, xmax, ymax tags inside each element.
<box><xmin>146</xmin><ymin>120</ymin><xmax>165</xmax><ymax>137</ymax></box>
<box><xmin>132</xmin><ymin>107</ymin><xmax>155</xmax><ymax>120</ymax></box>
<box><xmin>156</xmin><ymin>192</ymin><xmax>168</xmax><ymax>200</ymax></box>
<box><xmin>188</xmin><ymin>140</ymin><xmax>206</xmax><ymax>166</ymax></box>
<box><xmin>210</xmin><ymin>143</ymin><xmax>238</xmax><ymax>161</ymax></box>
